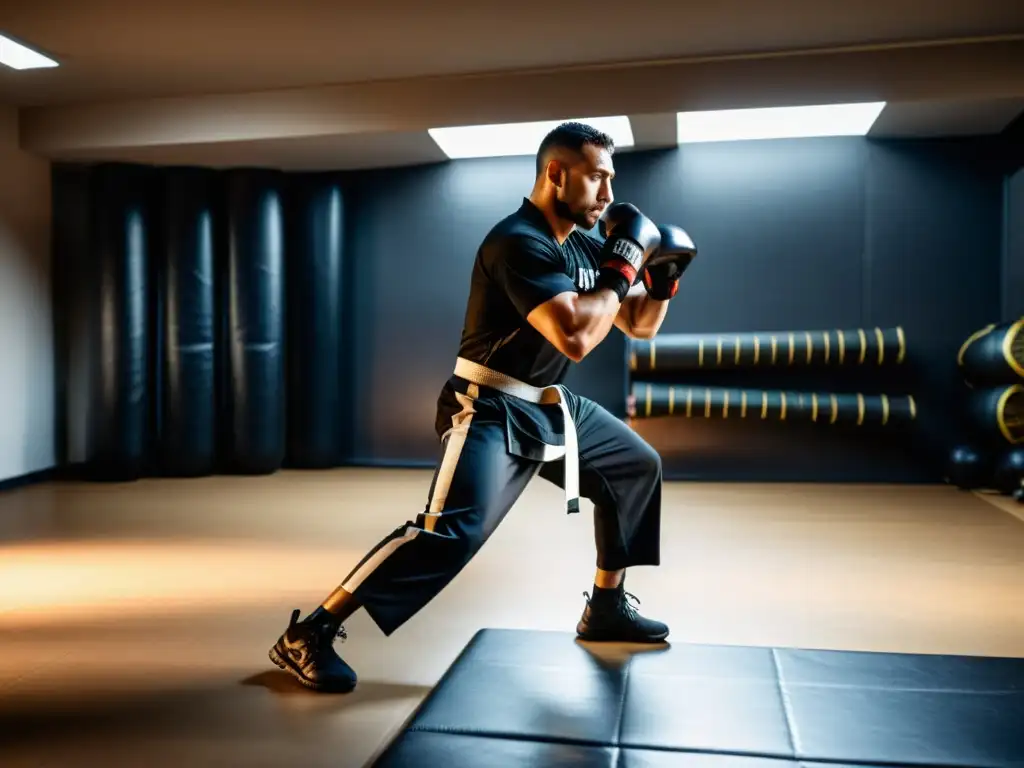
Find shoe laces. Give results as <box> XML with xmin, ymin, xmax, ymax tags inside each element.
<box><xmin>305</xmin><ymin>620</ymin><xmax>347</xmax><ymax>651</ymax></box>
<box><xmin>620</xmin><ymin>590</ymin><xmax>641</xmax><ymax>620</ymax></box>
<box><xmin>582</xmin><ymin>589</ymin><xmax>641</xmax><ymax>619</ymax></box>
<box><xmin>323</xmin><ymin>623</ymin><xmax>348</xmax><ymax>643</ymax></box>
<box><xmin>288</xmin><ymin>608</ymin><xmax>348</xmax><ymax>652</ymax></box>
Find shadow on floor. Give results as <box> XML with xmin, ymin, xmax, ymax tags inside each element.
<box><xmin>0</xmin><ymin>674</ymin><xmax>432</xmax><ymax>749</ymax></box>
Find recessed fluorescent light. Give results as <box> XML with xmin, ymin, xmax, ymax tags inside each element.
<box><xmin>0</xmin><ymin>33</ymin><xmax>59</xmax><ymax>70</ymax></box>
<box><xmin>676</xmin><ymin>102</ymin><xmax>886</xmax><ymax>143</ymax></box>
<box><xmin>428</xmin><ymin>116</ymin><xmax>634</xmax><ymax>160</ymax></box>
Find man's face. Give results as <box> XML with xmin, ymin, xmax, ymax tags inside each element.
<box><xmin>553</xmin><ymin>144</ymin><xmax>615</xmax><ymax>230</ymax></box>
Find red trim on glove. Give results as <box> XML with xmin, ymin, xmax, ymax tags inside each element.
<box><xmin>609</xmin><ymin>261</ymin><xmax>638</xmax><ymax>286</ymax></box>
<box><xmin>643</xmin><ymin>268</ymin><xmax>679</xmax><ymax>301</ymax></box>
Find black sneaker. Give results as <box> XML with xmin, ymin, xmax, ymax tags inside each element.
<box><xmin>269</xmin><ymin>608</ymin><xmax>358</xmax><ymax>693</ymax></box>
<box><xmin>576</xmin><ymin>584</ymin><xmax>669</xmax><ymax>643</ymax></box>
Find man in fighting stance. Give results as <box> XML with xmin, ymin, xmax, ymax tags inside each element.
<box><xmin>270</xmin><ymin>121</ymin><xmax>697</xmax><ymax>692</ymax></box>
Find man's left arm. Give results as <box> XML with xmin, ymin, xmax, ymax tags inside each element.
<box><xmin>615</xmin><ymin>284</ymin><xmax>670</xmax><ymax>339</ymax></box>
<box><xmin>615</xmin><ymin>224</ymin><xmax>698</xmax><ymax>339</ymax></box>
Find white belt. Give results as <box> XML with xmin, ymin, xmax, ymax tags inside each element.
<box><xmin>453</xmin><ymin>356</ymin><xmax>579</xmax><ymax>514</ymax></box>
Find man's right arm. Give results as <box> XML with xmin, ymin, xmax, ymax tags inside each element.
<box><xmin>527</xmin><ymin>202</ymin><xmax>662</xmax><ymax>361</ymax></box>
<box><xmin>492</xmin><ymin>203</ymin><xmax>661</xmax><ymax>363</ymax></box>
<box><xmin>526</xmin><ymin>289</ymin><xmax>623</xmax><ymax>363</ymax></box>
<box><xmin>487</xmin><ymin>233</ymin><xmax>620</xmax><ymax>363</ymax></box>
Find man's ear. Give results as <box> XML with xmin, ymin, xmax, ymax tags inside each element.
<box><xmin>546</xmin><ymin>160</ymin><xmax>564</xmax><ymax>188</ymax></box>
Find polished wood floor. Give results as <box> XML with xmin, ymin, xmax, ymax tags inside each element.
<box><xmin>1</xmin><ymin>470</ymin><xmax>1022</xmax><ymax>767</ymax></box>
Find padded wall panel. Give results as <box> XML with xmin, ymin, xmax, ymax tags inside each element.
<box><xmin>865</xmin><ymin>139</ymin><xmax>1003</xmax><ymax>463</ymax></box>
<box><xmin>345</xmin><ymin>157</ymin><xmax>538</xmax><ymax>464</ymax></box>
<box><xmin>286</xmin><ymin>175</ymin><xmax>346</xmax><ymax>467</ymax></box>
<box><xmin>77</xmin><ymin>163</ymin><xmax>152</xmax><ymax>480</ymax></box>
<box><xmin>221</xmin><ymin>169</ymin><xmax>286</xmax><ymax>474</ymax></box>
<box><xmin>615</xmin><ymin>140</ymin><xmax>866</xmax><ymax>336</ymax></box>
<box><xmin>1003</xmin><ymin>168</ymin><xmax>1024</xmax><ymax>322</ymax></box>
<box><xmin>53</xmin><ymin>164</ymin><xmax>93</xmax><ymax>468</ymax></box>
<box><xmin>157</xmin><ymin>167</ymin><xmax>217</xmax><ymax>475</ymax></box>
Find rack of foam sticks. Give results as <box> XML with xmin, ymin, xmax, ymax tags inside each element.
<box><xmin>625</xmin><ymin>325</ymin><xmax>916</xmax><ymax>428</ymax></box>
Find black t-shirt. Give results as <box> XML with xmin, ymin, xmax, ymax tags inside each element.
<box><xmin>455</xmin><ymin>198</ymin><xmax>604</xmax><ymax>388</ymax></box>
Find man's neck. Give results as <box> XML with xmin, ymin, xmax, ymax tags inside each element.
<box><xmin>528</xmin><ymin>192</ymin><xmax>575</xmax><ymax>244</ymax></box>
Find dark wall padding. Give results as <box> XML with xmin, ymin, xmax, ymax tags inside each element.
<box><xmin>1004</xmin><ymin>169</ymin><xmax>1024</xmax><ymax>321</ymax></box>
<box><xmin>157</xmin><ymin>168</ymin><xmax>217</xmax><ymax>476</ymax></box>
<box><xmin>373</xmin><ymin>627</ymin><xmax>1024</xmax><ymax>768</ymax></box>
<box><xmin>343</xmin><ymin>158</ymin><xmax>542</xmax><ymax>464</ymax></box>
<box><xmin>221</xmin><ymin>170</ymin><xmax>286</xmax><ymax>474</ymax></box>
<box><xmin>864</xmin><ymin>141</ymin><xmax>1004</xmax><ymax>468</ymax></box>
<box><xmin>54</xmin><ymin>164</ymin><xmax>355</xmax><ymax>481</ymax></box>
<box><xmin>64</xmin><ymin>163</ymin><xmax>152</xmax><ymax>480</ymax></box>
<box><xmin>285</xmin><ymin>175</ymin><xmax>347</xmax><ymax>468</ymax></box>
<box><xmin>52</xmin><ymin>164</ymin><xmax>92</xmax><ymax>468</ymax></box>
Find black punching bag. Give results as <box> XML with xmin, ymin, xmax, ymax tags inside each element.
<box><xmin>81</xmin><ymin>163</ymin><xmax>151</xmax><ymax>480</ymax></box>
<box><xmin>287</xmin><ymin>175</ymin><xmax>346</xmax><ymax>468</ymax></box>
<box><xmin>944</xmin><ymin>445</ymin><xmax>991</xmax><ymax>490</ymax></box>
<box><xmin>158</xmin><ymin>168</ymin><xmax>217</xmax><ymax>476</ymax></box>
<box><xmin>992</xmin><ymin>448</ymin><xmax>1024</xmax><ymax>496</ymax></box>
<box><xmin>221</xmin><ymin>169</ymin><xmax>286</xmax><ymax>474</ymax></box>
<box><xmin>965</xmin><ymin>384</ymin><xmax>1024</xmax><ymax>448</ymax></box>
<box><xmin>957</xmin><ymin>319</ymin><xmax>1024</xmax><ymax>388</ymax></box>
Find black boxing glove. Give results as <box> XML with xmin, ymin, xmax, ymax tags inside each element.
<box><xmin>595</xmin><ymin>202</ymin><xmax>661</xmax><ymax>302</ymax></box>
<box><xmin>642</xmin><ymin>225</ymin><xmax>697</xmax><ymax>301</ymax></box>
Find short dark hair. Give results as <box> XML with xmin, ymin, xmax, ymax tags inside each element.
<box><xmin>535</xmin><ymin>121</ymin><xmax>615</xmax><ymax>176</ymax></box>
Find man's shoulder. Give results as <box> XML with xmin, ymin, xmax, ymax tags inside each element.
<box><xmin>486</xmin><ymin>206</ymin><xmax>550</xmax><ymax>240</ymax></box>
<box><xmin>481</xmin><ymin>210</ymin><xmax>560</xmax><ymax>261</ymax></box>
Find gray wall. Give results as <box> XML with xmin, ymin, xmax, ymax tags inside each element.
<box><xmin>342</xmin><ymin>135</ymin><xmax>1009</xmax><ymax>481</ymax></box>
<box><xmin>0</xmin><ymin>106</ymin><xmax>54</xmax><ymax>483</ymax></box>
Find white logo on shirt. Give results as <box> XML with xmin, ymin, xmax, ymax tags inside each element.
<box><xmin>577</xmin><ymin>267</ymin><xmax>597</xmax><ymax>292</ymax></box>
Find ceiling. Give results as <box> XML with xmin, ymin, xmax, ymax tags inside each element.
<box><xmin>1</xmin><ymin>1</ymin><xmax>1022</xmax><ymax>107</ymax></box>
<box><xmin>2</xmin><ymin>1</ymin><xmax>1023</xmax><ymax>170</ymax></box>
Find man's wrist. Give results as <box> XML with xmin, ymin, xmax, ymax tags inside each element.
<box><xmin>577</xmin><ymin>286</ymin><xmax>624</xmax><ymax>317</ymax></box>
<box><xmin>595</xmin><ymin>267</ymin><xmax>631</xmax><ymax>302</ymax></box>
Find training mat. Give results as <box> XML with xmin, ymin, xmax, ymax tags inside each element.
<box><xmin>371</xmin><ymin>628</ymin><xmax>1024</xmax><ymax>768</ymax></box>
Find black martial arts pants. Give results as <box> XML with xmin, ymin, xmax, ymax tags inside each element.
<box><xmin>339</xmin><ymin>379</ymin><xmax>663</xmax><ymax>637</ymax></box>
